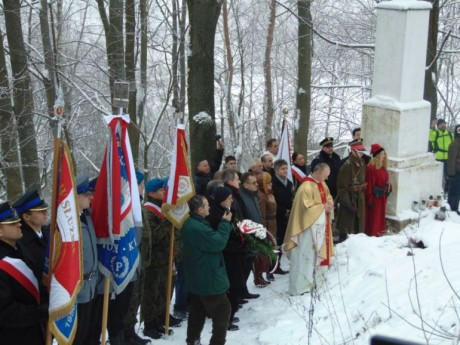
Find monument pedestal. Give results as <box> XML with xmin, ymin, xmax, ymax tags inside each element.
<box><xmin>362</xmin><ymin>1</ymin><xmax>442</xmax><ymax>227</ymax></box>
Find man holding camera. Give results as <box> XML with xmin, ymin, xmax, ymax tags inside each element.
<box><xmin>194</xmin><ymin>136</ymin><xmax>225</xmax><ymax>196</ymax></box>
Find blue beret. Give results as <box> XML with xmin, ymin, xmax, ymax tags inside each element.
<box><xmin>162</xmin><ymin>177</ymin><xmax>169</xmax><ymax>188</ymax></box>
<box><xmin>76</xmin><ymin>175</ymin><xmax>94</xmax><ymax>195</ymax></box>
<box><xmin>145</xmin><ymin>179</ymin><xmax>164</xmax><ymax>193</ymax></box>
<box><xmin>136</xmin><ymin>171</ymin><xmax>145</xmax><ymax>185</ymax></box>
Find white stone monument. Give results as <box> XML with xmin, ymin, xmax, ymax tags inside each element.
<box><xmin>362</xmin><ymin>0</ymin><xmax>443</xmax><ymax>225</ymax></box>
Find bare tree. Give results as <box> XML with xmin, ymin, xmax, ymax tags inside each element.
<box><xmin>295</xmin><ymin>0</ymin><xmax>312</xmax><ymax>157</ymax></box>
<box><xmin>3</xmin><ymin>0</ymin><xmax>41</xmax><ymax>191</ymax></box>
<box><xmin>0</xmin><ymin>30</ymin><xmax>22</xmax><ymax>200</ymax></box>
<box><xmin>263</xmin><ymin>0</ymin><xmax>276</xmax><ymax>140</ymax></box>
<box><xmin>187</xmin><ymin>0</ymin><xmax>222</xmax><ymax>169</ymax></box>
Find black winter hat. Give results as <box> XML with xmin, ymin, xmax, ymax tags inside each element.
<box><xmin>455</xmin><ymin>124</ymin><xmax>460</xmax><ymax>138</ymax></box>
<box><xmin>213</xmin><ymin>187</ymin><xmax>232</xmax><ymax>204</ymax></box>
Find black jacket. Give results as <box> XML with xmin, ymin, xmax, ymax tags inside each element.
<box><xmin>0</xmin><ymin>240</ymin><xmax>45</xmax><ymax>345</ymax></box>
<box><xmin>272</xmin><ymin>176</ymin><xmax>293</xmax><ymax>242</ymax></box>
<box><xmin>18</xmin><ymin>222</ymin><xmax>49</xmax><ymax>303</ymax></box>
<box><xmin>310</xmin><ymin>150</ymin><xmax>342</xmax><ymax>199</ymax></box>
<box><xmin>194</xmin><ymin>149</ymin><xmax>224</xmax><ymax>196</ymax></box>
<box><xmin>207</xmin><ymin>198</ymin><xmax>246</xmax><ymax>289</ymax></box>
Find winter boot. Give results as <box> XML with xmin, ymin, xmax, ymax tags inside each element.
<box><xmin>125</xmin><ymin>327</ymin><xmax>151</xmax><ymax>344</ymax></box>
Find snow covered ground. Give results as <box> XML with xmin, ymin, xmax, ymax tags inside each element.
<box><xmin>138</xmin><ymin>207</ymin><xmax>460</xmax><ymax>345</ymax></box>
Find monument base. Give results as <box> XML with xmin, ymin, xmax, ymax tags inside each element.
<box><xmin>386</xmin><ymin>153</ymin><xmax>443</xmax><ymax>217</ymax></box>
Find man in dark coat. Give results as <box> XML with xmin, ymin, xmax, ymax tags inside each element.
<box><xmin>194</xmin><ymin>139</ymin><xmax>225</xmax><ymax>195</ymax></box>
<box><xmin>207</xmin><ymin>186</ymin><xmax>245</xmax><ymax>331</ymax></box>
<box><xmin>272</xmin><ymin>159</ymin><xmax>293</xmax><ymax>275</ymax></box>
<box><xmin>182</xmin><ymin>195</ymin><xmax>232</xmax><ymax>345</ymax></box>
<box><xmin>13</xmin><ymin>189</ymin><xmax>50</xmax><ymax>304</ymax></box>
<box><xmin>447</xmin><ymin>124</ymin><xmax>460</xmax><ymax>214</ymax></box>
<box><xmin>336</xmin><ymin>141</ymin><xmax>367</xmax><ymax>243</ymax></box>
<box><xmin>0</xmin><ymin>201</ymin><xmax>45</xmax><ymax>345</ymax></box>
<box><xmin>310</xmin><ymin>137</ymin><xmax>342</xmax><ymax>200</ymax></box>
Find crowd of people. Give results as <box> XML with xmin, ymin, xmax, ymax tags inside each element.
<box><xmin>6</xmin><ymin>121</ymin><xmax>460</xmax><ymax>345</ymax></box>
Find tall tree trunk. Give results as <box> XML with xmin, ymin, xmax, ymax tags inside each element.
<box><xmin>139</xmin><ymin>0</ymin><xmax>148</xmax><ymax>171</ymax></box>
<box><xmin>97</xmin><ymin>0</ymin><xmax>125</xmax><ymax>110</ymax></box>
<box><xmin>263</xmin><ymin>0</ymin><xmax>276</xmax><ymax>140</ymax></box>
<box><xmin>39</xmin><ymin>0</ymin><xmax>56</xmax><ymax>120</ymax></box>
<box><xmin>4</xmin><ymin>0</ymin><xmax>41</xmax><ymax>191</ymax></box>
<box><xmin>172</xmin><ymin>0</ymin><xmax>180</xmax><ymax>114</ymax></box>
<box><xmin>125</xmin><ymin>0</ymin><xmax>139</xmax><ymax>166</ymax></box>
<box><xmin>187</xmin><ymin>0</ymin><xmax>221</xmax><ymax>169</ymax></box>
<box><xmin>295</xmin><ymin>0</ymin><xmax>312</xmax><ymax>157</ymax></box>
<box><xmin>222</xmin><ymin>0</ymin><xmax>236</xmax><ymax>142</ymax></box>
<box><xmin>424</xmin><ymin>0</ymin><xmax>439</xmax><ymax>121</ymax></box>
<box><xmin>179</xmin><ymin>0</ymin><xmax>187</xmax><ymax>116</ymax></box>
<box><xmin>0</xmin><ymin>31</ymin><xmax>23</xmax><ymax>199</ymax></box>
<box><xmin>109</xmin><ymin>0</ymin><xmax>126</xmax><ymax>113</ymax></box>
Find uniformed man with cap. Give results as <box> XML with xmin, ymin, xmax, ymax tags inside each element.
<box><xmin>310</xmin><ymin>137</ymin><xmax>342</xmax><ymax>200</ymax></box>
<box><xmin>13</xmin><ymin>190</ymin><xmax>50</xmax><ymax>302</ymax></box>
<box><xmin>73</xmin><ymin>175</ymin><xmax>99</xmax><ymax>345</ymax></box>
<box><xmin>336</xmin><ymin>140</ymin><xmax>368</xmax><ymax>243</ymax></box>
<box><xmin>141</xmin><ymin>178</ymin><xmax>182</xmax><ymax>339</ymax></box>
<box><xmin>0</xmin><ymin>201</ymin><xmax>46</xmax><ymax>345</ymax></box>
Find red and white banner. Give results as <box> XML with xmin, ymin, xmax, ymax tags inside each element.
<box><xmin>49</xmin><ymin>143</ymin><xmax>83</xmax><ymax>344</ymax></box>
<box><xmin>276</xmin><ymin>122</ymin><xmax>293</xmax><ymax>182</ymax></box>
<box><xmin>162</xmin><ymin>124</ymin><xmax>195</xmax><ymax>228</ymax></box>
<box><xmin>91</xmin><ymin>115</ymin><xmax>140</xmax><ymax>294</ymax></box>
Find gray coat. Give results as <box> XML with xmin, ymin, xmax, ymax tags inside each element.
<box><xmin>239</xmin><ymin>187</ymin><xmax>262</xmax><ymax>224</ymax></box>
<box><xmin>77</xmin><ymin>211</ymin><xmax>98</xmax><ymax>303</ymax></box>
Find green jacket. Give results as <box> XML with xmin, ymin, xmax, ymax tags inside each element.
<box><xmin>181</xmin><ymin>214</ymin><xmax>231</xmax><ymax>296</ymax></box>
<box><xmin>430</xmin><ymin>129</ymin><xmax>453</xmax><ymax>161</ymax></box>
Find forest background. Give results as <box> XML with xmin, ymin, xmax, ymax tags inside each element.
<box><xmin>0</xmin><ymin>0</ymin><xmax>456</xmax><ymax>201</ymax></box>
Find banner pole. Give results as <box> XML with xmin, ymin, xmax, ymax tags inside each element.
<box><xmin>101</xmin><ymin>277</ymin><xmax>110</xmax><ymax>345</ymax></box>
<box><xmin>46</xmin><ymin>113</ymin><xmax>63</xmax><ymax>345</ymax></box>
<box><xmin>164</xmin><ymin>223</ymin><xmax>175</xmax><ymax>336</ymax></box>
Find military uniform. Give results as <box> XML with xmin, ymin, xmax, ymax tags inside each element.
<box><xmin>73</xmin><ymin>176</ymin><xmax>99</xmax><ymax>345</ymax></box>
<box><xmin>141</xmin><ymin>196</ymin><xmax>181</xmax><ymax>336</ymax></box>
<box><xmin>13</xmin><ymin>190</ymin><xmax>50</xmax><ymax>310</ymax></box>
<box><xmin>336</xmin><ymin>151</ymin><xmax>367</xmax><ymax>240</ymax></box>
<box><xmin>0</xmin><ymin>202</ymin><xmax>45</xmax><ymax>345</ymax></box>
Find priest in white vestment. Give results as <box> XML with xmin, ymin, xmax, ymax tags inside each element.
<box><xmin>283</xmin><ymin>163</ymin><xmax>335</xmax><ymax>296</ymax></box>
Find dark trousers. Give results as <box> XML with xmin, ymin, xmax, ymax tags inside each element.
<box><xmin>174</xmin><ymin>260</ymin><xmax>189</xmax><ymax>312</ymax></box>
<box><xmin>227</xmin><ymin>288</ymin><xmax>243</xmax><ymax>321</ymax></box>
<box><xmin>88</xmin><ymin>282</ymin><xmax>135</xmax><ymax>341</ymax></box>
<box><xmin>448</xmin><ymin>173</ymin><xmax>460</xmax><ymax>212</ymax></box>
<box><xmin>108</xmin><ymin>282</ymin><xmax>134</xmax><ymax>337</ymax></box>
<box><xmin>124</xmin><ymin>279</ymin><xmax>142</xmax><ymax>332</ymax></box>
<box><xmin>242</xmin><ymin>256</ymin><xmax>254</xmax><ymax>294</ymax></box>
<box><xmin>186</xmin><ymin>293</ymin><xmax>231</xmax><ymax>345</ymax></box>
<box><xmin>73</xmin><ymin>299</ymin><xmax>97</xmax><ymax>345</ymax></box>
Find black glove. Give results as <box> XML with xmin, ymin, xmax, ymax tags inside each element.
<box><xmin>340</xmin><ymin>198</ymin><xmax>357</xmax><ymax>214</ymax></box>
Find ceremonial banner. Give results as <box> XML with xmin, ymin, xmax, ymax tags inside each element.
<box><xmin>48</xmin><ymin>143</ymin><xmax>83</xmax><ymax>345</ymax></box>
<box><xmin>162</xmin><ymin>124</ymin><xmax>195</xmax><ymax>228</ymax></box>
<box><xmin>276</xmin><ymin>122</ymin><xmax>293</xmax><ymax>182</ymax></box>
<box><xmin>92</xmin><ymin>115</ymin><xmax>141</xmax><ymax>293</ymax></box>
